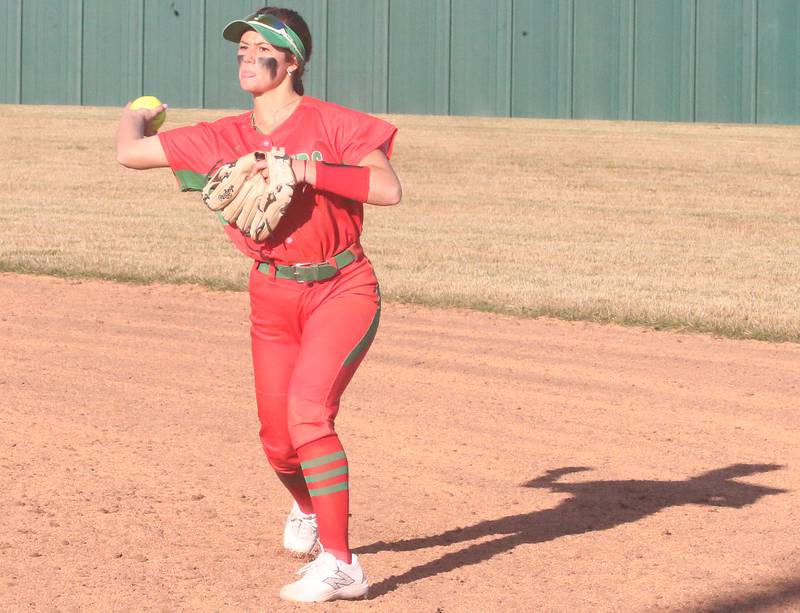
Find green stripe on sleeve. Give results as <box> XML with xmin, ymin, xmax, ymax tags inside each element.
<box><xmin>174</xmin><ymin>169</ymin><xmax>209</xmax><ymax>192</ymax></box>
<box><xmin>309</xmin><ymin>481</ymin><xmax>349</xmax><ymax>497</ymax></box>
<box><xmin>301</xmin><ymin>450</ymin><xmax>346</xmax><ymax>470</ymax></box>
<box><xmin>304</xmin><ymin>465</ymin><xmax>349</xmax><ymax>484</ymax></box>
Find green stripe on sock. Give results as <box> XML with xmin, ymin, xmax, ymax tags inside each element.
<box><xmin>304</xmin><ymin>465</ymin><xmax>349</xmax><ymax>484</ymax></box>
<box><xmin>301</xmin><ymin>450</ymin><xmax>346</xmax><ymax>470</ymax></box>
<box><xmin>309</xmin><ymin>481</ymin><xmax>349</xmax><ymax>497</ymax></box>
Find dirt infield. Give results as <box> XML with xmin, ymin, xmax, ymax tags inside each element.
<box><xmin>1</xmin><ymin>274</ymin><xmax>799</xmax><ymax>612</ymax></box>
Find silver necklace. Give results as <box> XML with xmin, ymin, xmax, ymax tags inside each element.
<box><xmin>251</xmin><ymin>97</ymin><xmax>300</xmax><ymax>134</ymax></box>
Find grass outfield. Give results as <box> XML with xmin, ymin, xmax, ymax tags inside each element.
<box><xmin>1</xmin><ymin>104</ymin><xmax>798</xmax><ymax>342</ymax></box>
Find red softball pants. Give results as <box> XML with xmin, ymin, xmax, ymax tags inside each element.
<box><xmin>248</xmin><ymin>254</ymin><xmax>380</xmax><ymax>474</ymax></box>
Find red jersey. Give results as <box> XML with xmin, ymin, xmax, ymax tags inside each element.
<box><xmin>158</xmin><ymin>96</ymin><xmax>397</xmax><ymax>264</ymax></box>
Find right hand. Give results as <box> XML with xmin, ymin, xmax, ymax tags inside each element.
<box><xmin>122</xmin><ymin>101</ymin><xmax>168</xmax><ymax>137</ymax></box>
<box><xmin>116</xmin><ymin>103</ymin><xmax>170</xmax><ymax>169</ymax></box>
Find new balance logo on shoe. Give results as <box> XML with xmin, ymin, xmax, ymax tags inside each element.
<box><xmin>280</xmin><ymin>551</ymin><xmax>368</xmax><ymax>602</ymax></box>
<box><xmin>323</xmin><ymin>570</ymin><xmax>355</xmax><ymax>590</ymax></box>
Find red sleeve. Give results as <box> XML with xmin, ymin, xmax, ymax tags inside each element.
<box><xmin>333</xmin><ymin>109</ymin><xmax>398</xmax><ymax>166</ymax></box>
<box><xmin>158</xmin><ymin>123</ymin><xmax>223</xmax><ymax>191</ymax></box>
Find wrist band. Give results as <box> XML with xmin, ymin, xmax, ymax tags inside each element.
<box><xmin>314</xmin><ymin>162</ymin><xmax>370</xmax><ymax>203</ymax></box>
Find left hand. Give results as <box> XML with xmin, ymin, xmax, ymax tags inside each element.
<box><xmin>248</xmin><ymin>157</ymin><xmax>306</xmax><ymax>184</ymax></box>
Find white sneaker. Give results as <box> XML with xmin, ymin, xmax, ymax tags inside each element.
<box><xmin>283</xmin><ymin>502</ymin><xmax>318</xmax><ymax>555</ymax></box>
<box><xmin>279</xmin><ymin>551</ymin><xmax>369</xmax><ymax>602</ymax></box>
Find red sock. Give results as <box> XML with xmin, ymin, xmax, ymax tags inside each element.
<box><xmin>275</xmin><ymin>470</ymin><xmax>314</xmax><ymax>515</ymax></box>
<box><xmin>297</xmin><ymin>435</ymin><xmax>351</xmax><ymax>563</ymax></box>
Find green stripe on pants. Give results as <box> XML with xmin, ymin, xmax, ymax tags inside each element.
<box><xmin>343</xmin><ymin>290</ymin><xmax>381</xmax><ymax>367</ymax></box>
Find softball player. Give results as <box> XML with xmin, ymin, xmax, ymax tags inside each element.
<box><xmin>116</xmin><ymin>6</ymin><xmax>401</xmax><ymax>603</ymax></box>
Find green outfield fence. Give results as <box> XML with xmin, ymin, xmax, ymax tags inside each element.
<box><xmin>1</xmin><ymin>0</ymin><xmax>798</xmax><ymax>124</ymax></box>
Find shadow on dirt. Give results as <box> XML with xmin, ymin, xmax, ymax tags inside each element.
<box><xmin>354</xmin><ymin>464</ymin><xmax>786</xmax><ymax>599</ymax></box>
<box><xmin>694</xmin><ymin>576</ymin><xmax>800</xmax><ymax>612</ymax></box>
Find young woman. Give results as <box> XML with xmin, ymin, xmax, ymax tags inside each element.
<box><xmin>116</xmin><ymin>6</ymin><xmax>401</xmax><ymax>603</ymax></box>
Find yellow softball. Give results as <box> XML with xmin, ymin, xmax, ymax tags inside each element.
<box><xmin>130</xmin><ymin>95</ymin><xmax>166</xmax><ymax>131</ymax></box>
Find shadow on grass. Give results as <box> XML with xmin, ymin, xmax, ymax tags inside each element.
<box><xmin>355</xmin><ymin>464</ymin><xmax>786</xmax><ymax>599</ymax></box>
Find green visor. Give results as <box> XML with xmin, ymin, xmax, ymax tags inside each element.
<box><xmin>223</xmin><ymin>13</ymin><xmax>306</xmax><ymax>63</ymax></box>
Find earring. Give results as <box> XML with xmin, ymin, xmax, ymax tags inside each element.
<box><xmin>287</xmin><ymin>69</ymin><xmax>294</xmax><ymax>75</ymax></box>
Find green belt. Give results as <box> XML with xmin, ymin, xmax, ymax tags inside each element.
<box><xmin>257</xmin><ymin>248</ymin><xmax>357</xmax><ymax>283</ymax></box>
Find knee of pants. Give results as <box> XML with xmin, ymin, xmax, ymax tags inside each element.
<box><xmin>287</xmin><ymin>396</ymin><xmax>337</xmax><ymax>449</ymax></box>
<box><xmin>261</xmin><ymin>435</ymin><xmax>300</xmax><ymax>474</ymax></box>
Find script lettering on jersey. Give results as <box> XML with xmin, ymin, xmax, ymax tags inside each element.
<box><xmin>292</xmin><ymin>151</ymin><xmax>324</xmax><ymax>162</ymax></box>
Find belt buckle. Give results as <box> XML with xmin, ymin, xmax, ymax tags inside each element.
<box><xmin>290</xmin><ymin>262</ymin><xmax>314</xmax><ymax>283</ymax></box>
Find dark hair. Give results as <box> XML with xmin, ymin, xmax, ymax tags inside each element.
<box><xmin>254</xmin><ymin>6</ymin><xmax>312</xmax><ymax>95</ymax></box>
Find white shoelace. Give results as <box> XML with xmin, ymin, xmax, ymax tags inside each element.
<box><xmin>297</xmin><ymin>554</ymin><xmax>332</xmax><ymax>577</ymax></box>
<box><xmin>289</xmin><ymin>511</ymin><xmax>317</xmax><ymax>537</ymax></box>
